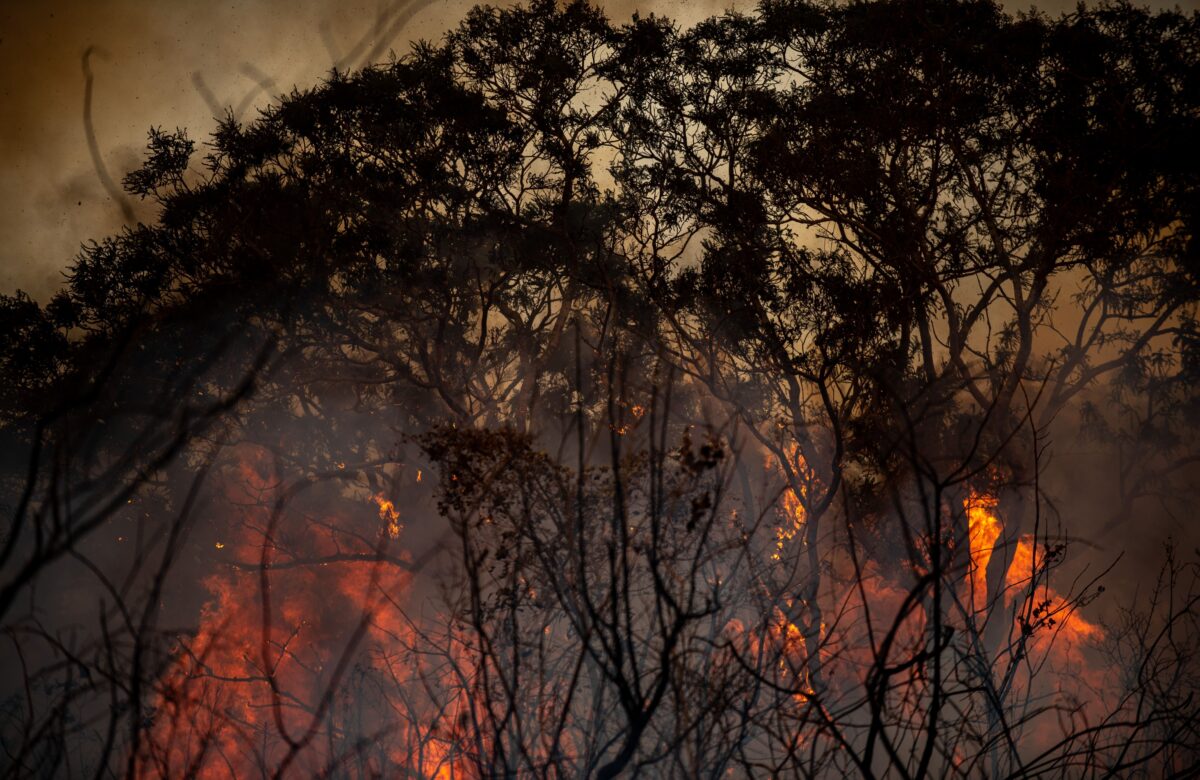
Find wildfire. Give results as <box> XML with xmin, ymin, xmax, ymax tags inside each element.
<box><xmin>725</xmin><ymin>609</ymin><xmax>819</xmax><ymax>704</ymax></box>
<box><xmin>143</xmin><ymin>454</ymin><xmax>1106</xmax><ymax>778</ymax></box>
<box><xmin>138</xmin><ymin>449</ymin><xmax>475</xmax><ymax>778</ymax></box>
<box><xmin>1007</xmin><ymin>534</ymin><xmax>1104</xmax><ymax>643</ymax></box>
<box><xmin>610</xmin><ymin>401</ymin><xmax>647</xmax><ymax>436</ymax></box>
<box><xmin>374</xmin><ymin>493</ymin><xmax>402</xmax><ymax>539</ymax></box>
<box><xmin>772</xmin><ymin>445</ymin><xmax>812</xmax><ymax>560</ymax></box>
<box><xmin>963</xmin><ymin>489</ymin><xmax>1103</xmax><ymax>645</ymax></box>
<box><xmin>965</xmin><ymin>490</ymin><xmax>1002</xmax><ymax>613</ymax></box>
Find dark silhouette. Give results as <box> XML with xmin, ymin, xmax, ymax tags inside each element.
<box><xmin>1</xmin><ymin>0</ymin><xmax>1197</xmax><ymax>777</ymax></box>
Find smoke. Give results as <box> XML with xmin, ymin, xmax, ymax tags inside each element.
<box><xmin>1</xmin><ymin>0</ymin><xmax>1197</xmax><ymax>775</ymax></box>
<box><xmin>0</xmin><ymin>0</ymin><xmax>747</xmax><ymax>302</ymax></box>
<box><xmin>4</xmin><ymin>0</ymin><xmax>1165</xmax><ymax>300</ymax></box>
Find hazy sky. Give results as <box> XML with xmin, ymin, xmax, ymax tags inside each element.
<box><xmin>1</xmin><ymin>0</ymin><xmax>1194</xmax><ymax>300</ymax></box>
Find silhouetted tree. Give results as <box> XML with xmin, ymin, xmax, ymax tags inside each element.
<box><xmin>2</xmin><ymin>1</ymin><xmax>1197</xmax><ymax>777</ymax></box>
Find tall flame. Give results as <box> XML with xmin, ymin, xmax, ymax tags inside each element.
<box><xmin>964</xmin><ymin>489</ymin><xmax>1103</xmax><ymax>646</ymax></box>
<box><xmin>965</xmin><ymin>490</ymin><xmax>1002</xmax><ymax>613</ymax></box>
<box><xmin>374</xmin><ymin>493</ymin><xmax>402</xmax><ymax>539</ymax></box>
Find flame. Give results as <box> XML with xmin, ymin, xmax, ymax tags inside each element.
<box><xmin>1006</xmin><ymin>533</ymin><xmax>1035</xmax><ymax>589</ymax></box>
<box><xmin>374</xmin><ymin>493</ymin><xmax>402</xmax><ymax>539</ymax></box>
<box><xmin>965</xmin><ymin>489</ymin><xmax>1002</xmax><ymax>613</ymax></box>
<box><xmin>724</xmin><ymin>609</ymin><xmax>819</xmax><ymax>704</ymax></box>
<box><xmin>139</xmin><ymin>447</ymin><xmax>1110</xmax><ymax>776</ymax></box>
<box><xmin>139</xmin><ymin>448</ymin><xmax>470</xmax><ymax>778</ymax></box>
<box><xmin>771</xmin><ymin>445</ymin><xmax>811</xmax><ymax>560</ymax></box>
<box><xmin>1007</xmin><ymin>534</ymin><xmax>1104</xmax><ymax>643</ymax></box>
<box><xmin>963</xmin><ymin>490</ymin><xmax>1103</xmax><ymax>647</ymax></box>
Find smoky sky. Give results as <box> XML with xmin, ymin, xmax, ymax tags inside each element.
<box><xmin>0</xmin><ymin>0</ymin><xmax>726</xmax><ymax>300</ymax></box>
<box><xmin>1</xmin><ymin>0</ymin><xmax>1194</xmax><ymax>301</ymax></box>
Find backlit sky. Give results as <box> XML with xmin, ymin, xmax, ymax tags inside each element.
<box><xmin>1</xmin><ymin>0</ymin><xmax>1192</xmax><ymax>300</ymax></box>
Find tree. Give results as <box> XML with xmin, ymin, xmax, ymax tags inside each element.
<box><xmin>1</xmin><ymin>0</ymin><xmax>1197</xmax><ymax>777</ymax></box>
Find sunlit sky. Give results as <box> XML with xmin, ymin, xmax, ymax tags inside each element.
<box><xmin>1</xmin><ymin>0</ymin><xmax>1192</xmax><ymax>300</ymax></box>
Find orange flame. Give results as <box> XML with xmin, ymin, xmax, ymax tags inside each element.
<box><xmin>965</xmin><ymin>489</ymin><xmax>1002</xmax><ymax>613</ymax></box>
<box><xmin>963</xmin><ymin>489</ymin><xmax>1103</xmax><ymax>646</ymax></box>
<box><xmin>1007</xmin><ymin>534</ymin><xmax>1104</xmax><ymax>643</ymax></box>
<box><xmin>374</xmin><ymin>493</ymin><xmax>402</xmax><ymax>539</ymax></box>
<box><xmin>139</xmin><ymin>448</ymin><xmax>471</xmax><ymax>778</ymax></box>
<box><xmin>772</xmin><ymin>445</ymin><xmax>812</xmax><ymax>560</ymax></box>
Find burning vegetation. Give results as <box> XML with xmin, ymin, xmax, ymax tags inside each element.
<box><xmin>2</xmin><ymin>0</ymin><xmax>1199</xmax><ymax>777</ymax></box>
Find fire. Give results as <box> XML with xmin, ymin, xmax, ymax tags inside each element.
<box><xmin>724</xmin><ymin>609</ymin><xmax>819</xmax><ymax>704</ymax></box>
<box><xmin>963</xmin><ymin>489</ymin><xmax>1103</xmax><ymax>646</ymax></box>
<box><xmin>772</xmin><ymin>609</ymin><xmax>829</xmax><ymax>702</ymax></box>
<box><xmin>775</xmin><ymin>489</ymin><xmax>805</xmax><ymax>559</ymax></box>
<box><xmin>965</xmin><ymin>490</ymin><xmax>1002</xmax><ymax>613</ymax></box>
<box><xmin>140</xmin><ymin>450</ymin><xmax>1106</xmax><ymax>778</ymax></box>
<box><xmin>772</xmin><ymin>445</ymin><xmax>812</xmax><ymax>560</ymax></box>
<box><xmin>1007</xmin><ymin>534</ymin><xmax>1104</xmax><ymax>643</ymax></box>
<box><xmin>138</xmin><ymin>448</ymin><xmax>469</xmax><ymax>778</ymax></box>
<box><xmin>374</xmin><ymin>493</ymin><xmax>402</xmax><ymax>539</ymax></box>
